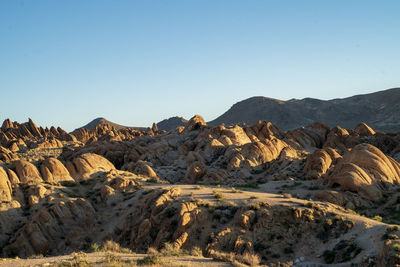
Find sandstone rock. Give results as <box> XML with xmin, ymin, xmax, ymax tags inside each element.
<box><xmin>4</xmin><ymin>198</ymin><xmax>96</xmax><ymax>257</ymax></box>
<box><xmin>72</xmin><ymin>153</ymin><xmax>115</xmax><ymax>180</ymax></box>
<box><xmin>185</xmin><ymin>115</ymin><xmax>206</xmax><ymax>131</ymax></box>
<box><xmin>13</xmin><ymin>160</ymin><xmax>42</xmax><ymax>183</ymax></box>
<box><xmin>184</xmin><ymin>161</ymin><xmax>207</xmax><ymax>183</ymax></box>
<box><xmin>1</xmin><ymin>119</ymin><xmax>15</xmax><ymax>130</ymax></box>
<box><xmin>9</xmin><ymin>142</ymin><xmax>19</xmax><ymax>152</ymax></box>
<box><xmin>354</xmin><ymin>123</ymin><xmax>376</xmax><ymax>136</ymax></box>
<box><xmin>0</xmin><ymin>167</ymin><xmax>12</xmax><ymax>202</ymax></box>
<box><xmin>6</xmin><ymin>168</ymin><xmax>20</xmax><ymax>184</ymax></box>
<box><xmin>304</xmin><ymin>148</ymin><xmax>341</xmax><ymax>179</ymax></box>
<box><xmin>0</xmin><ymin>146</ymin><xmax>18</xmax><ymax>162</ymax></box>
<box><xmin>36</xmin><ymin>138</ymin><xmax>63</xmax><ymax>149</ymax></box>
<box><xmin>40</xmin><ymin>158</ymin><xmax>74</xmax><ymax>183</ymax></box>
<box><xmin>328</xmin><ymin>143</ymin><xmax>400</xmax><ymax>201</ymax></box>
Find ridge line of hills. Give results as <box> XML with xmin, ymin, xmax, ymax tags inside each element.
<box><xmin>75</xmin><ymin>87</ymin><xmax>400</xmax><ymax>132</ymax></box>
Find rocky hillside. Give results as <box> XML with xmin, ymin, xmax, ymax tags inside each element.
<box><xmin>1</xmin><ymin>116</ymin><xmax>400</xmax><ymax>266</ymax></box>
<box><xmin>209</xmin><ymin>87</ymin><xmax>400</xmax><ymax>132</ymax></box>
<box><xmin>157</xmin><ymin>116</ymin><xmax>188</xmax><ymax>131</ymax></box>
<box><xmin>75</xmin><ymin>117</ymin><xmax>147</xmax><ymax>132</ymax></box>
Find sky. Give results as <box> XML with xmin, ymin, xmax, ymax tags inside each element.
<box><xmin>1</xmin><ymin>0</ymin><xmax>399</xmax><ymax>131</ymax></box>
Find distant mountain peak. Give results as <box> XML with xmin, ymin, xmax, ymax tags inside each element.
<box><xmin>73</xmin><ymin>117</ymin><xmax>146</xmax><ymax>132</ymax></box>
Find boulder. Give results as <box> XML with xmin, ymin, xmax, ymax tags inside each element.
<box><xmin>72</xmin><ymin>153</ymin><xmax>115</xmax><ymax>180</ymax></box>
<box><xmin>328</xmin><ymin>144</ymin><xmax>400</xmax><ymax>202</ymax></box>
<box><xmin>40</xmin><ymin>158</ymin><xmax>74</xmax><ymax>183</ymax></box>
<box><xmin>0</xmin><ymin>167</ymin><xmax>12</xmax><ymax>202</ymax></box>
<box><xmin>13</xmin><ymin>160</ymin><xmax>42</xmax><ymax>183</ymax></box>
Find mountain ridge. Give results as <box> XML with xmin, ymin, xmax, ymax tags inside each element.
<box><xmin>209</xmin><ymin>87</ymin><xmax>400</xmax><ymax>131</ymax></box>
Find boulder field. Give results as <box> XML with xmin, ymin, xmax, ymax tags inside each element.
<box><xmin>0</xmin><ymin>117</ymin><xmax>400</xmax><ymax>265</ymax></box>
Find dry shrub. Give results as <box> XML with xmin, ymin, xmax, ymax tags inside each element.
<box><xmin>147</xmin><ymin>247</ymin><xmax>159</xmax><ymax>255</ymax></box>
<box><xmin>209</xmin><ymin>250</ymin><xmax>260</xmax><ymax>266</ymax></box>
<box><xmin>190</xmin><ymin>247</ymin><xmax>203</xmax><ymax>256</ymax></box>
<box><xmin>105</xmin><ymin>252</ymin><xmax>122</xmax><ymax>264</ymax></box>
<box><xmin>236</xmin><ymin>252</ymin><xmax>261</xmax><ymax>266</ymax></box>
<box><xmin>160</xmin><ymin>242</ymin><xmax>188</xmax><ymax>256</ymax></box>
<box><xmin>102</xmin><ymin>240</ymin><xmax>121</xmax><ymax>252</ymax></box>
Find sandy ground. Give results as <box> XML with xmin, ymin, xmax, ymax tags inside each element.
<box><xmin>0</xmin><ymin>252</ymin><xmax>231</xmax><ymax>267</ymax></box>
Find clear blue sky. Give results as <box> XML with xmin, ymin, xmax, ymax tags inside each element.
<box><xmin>1</xmin><ymin>0</ymin><xmax>399</xmax><ymax>131</ymax></box>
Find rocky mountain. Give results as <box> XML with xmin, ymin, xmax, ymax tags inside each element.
<box><xmin>156</xmin><ymin>116</ymin><xmax>188</xmax><ymax>131</ymax></box>
<box><xmin>209</xmin><ymin>87</ymin><xmax>400</xmax><ymax>132</ymax></box>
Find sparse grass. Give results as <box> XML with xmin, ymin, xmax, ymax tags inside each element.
<box><xmin>249</xmin><ymin>196</ymin><xmax>258</xmax><ymax>200</ymax></box>
<box><xmin>101</xmin><ymin>240</ymin><xmax>132</xmax><ymax>253</ymax></box>
<box><xmin>137</xmin><ymin>255</ymin><xmax>164</xmax><ymax>265</ymax></box>
<box><xmin>190</xmin><ymin>246</ymin><xmax>203</xmax><ymax>256</ymax></box>
<box><xmin>209</xmin><ymin>251</ymin><xmax>260</xmax><ymax>266</ymax></box>
<box><xmin>56</xmin><ymin>252</ymin><xmax>91</xmax><ymax>267</ymax></box>
<box><xmin>160</xmin><ymin>242</ymin><xmax>188</xmax><ymax>256</ymax></box>
<box><xmin>104</xmin><ymin>252</ymin><xmax>122</xmax><ymax>264</ymax></box>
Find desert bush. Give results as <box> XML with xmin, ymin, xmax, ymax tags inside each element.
<box><xmin>210</xmin><ymin>250</ymin><xmax>260</xmax><ymax>266</ymax></box>
<box><xmin>90</xmin><ymin>243</ymin><xmax>100</xmax><ymax>252</ymax></box>
<box><xmin>283</xmin><ymin>193</ymin><xmax>292</xmax><ymax>199</ymax></box>
<box><xmin>387</xmin><ymin>225</ymin><xmax>400</xmax><ymax>232</ymax></box>
<box><xmin>160</xmin><ymin>242</ymin><xmax>188</xmax><ymax>256</ymax></box>
<box><xmin>393</xmin><ymin>243</ymin><xmax>400</xmax><ymax>252</ymax></box>
<box><xmin>102</xmin><ymin>240</ymin><xmax>121</xmax><ymax>252</ymax></box>
<box><xmin>147</xmin><ymin>247</ymin><xmax>158</xmax><ymax>255</ymax></box>
<box><xmin>55</xmin><ymin>252</ymin><xmax>90</xmax><ymax>267</ymax></box>
<box><xmin>373</xmin><ymin>215</ymin><xmax>383</xmax><ymax>222</ymax></box>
